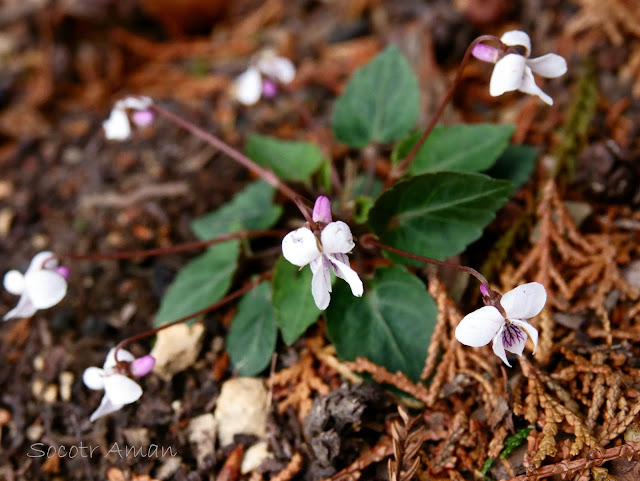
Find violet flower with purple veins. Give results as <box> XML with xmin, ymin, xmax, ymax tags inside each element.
<box><xmin>281</xmin><ymin>196</ymin><xmax>363</xmax><ymax>310</ymax></box>
<box><xmin>455</xmin><ymin>282</ymin><xmax>546</xmax><ymax>366</ymax></box>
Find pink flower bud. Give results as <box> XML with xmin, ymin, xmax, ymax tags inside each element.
<box><xmin>131</xmin><ymin>109</ymin><xmax>155</xmax><ymax>128</ymax></box>
<box><xmin>480</xmin><ymin>284</ymin><xmax>490</xmax><ymax>297</ymax></box>
<box><xmin>472</xmin><ymin>43</ymin><xmax>499</xmax><ymax>64</ymax></box>
<box><xmin>262</xmin><ymin>79</ymin><xmax>278</xmax><ymax>99</ymax></box>
<box><xmin>131</xmin><ymin>355</ymin><xmax>155</xmax><ymax>377</ymax></box>
<box><xmin>312</xmin><ymin>196</ymin><xmax>332</xmax><ymax>223</ymax></box>
<box><xmin>55</xmin><ymin>266</ymin><xmax>70</xmax><ymax>280</ymax></box>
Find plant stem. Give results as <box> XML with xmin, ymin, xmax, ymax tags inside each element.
<box><xmin>151</xmin><ymin>104</ymin><xmax>318</xmax><ymax>231</ymax></box>
<box><xmin>56</xmin><ymin>229</ymin><xmax>286</xmax><ymax>262</ymax></box>
<box><xmin>114</xmin><ymin>270</ymin><xmax>273</xmax><ymax>363</ymax></box>
<box><xmin>385</xmin><ymin>35</ymin><xmax>499</xmax><ymax>187</ymax></box>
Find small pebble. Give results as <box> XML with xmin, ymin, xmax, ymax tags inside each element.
<box><xmin>26</xmin><ymin>422</ymin><xmax>44</xmax><ymax>442</ymax></box>
<box><xmin>33</xmin><ymin>356</ymin><xmax>45</xmax><ymax>371</ymax></box>
<box><xmin>214</xmin><ymin>378</ymin><xmax>268</xmax><ymax>446</ymax></box>
<box><xmin>0</xmin><ymin>207</ymin><xmax>14</xmax><ymax>238</ymax></box>
<box><xmin>59</xmin><ymin>371</ymin><xmax>74</xmax><ymax>401</ymax></box>
<box><xmin>43</xmin><ymin>384</ymin><xmax>58</xmax><ymax>403</ymax></box>
<box><xmin>0</xmin><ymin>181</ymin><xmax>14</xmax><ymax>200</ymax></box>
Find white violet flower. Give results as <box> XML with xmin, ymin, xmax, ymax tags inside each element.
<box><xmin>83</xmin><ymin>348</ymin><xmax>155</xmax><ymax>422</ymax></box>
<box><xmin>234</xmin><ymin>49</ymin><xmax>296</xmax><ymax>106</ymax></box>
<box><xmin>3</xmin><ymin>251</ymin><xmax>68</xmax><ymax>321</ymax></box>
<box><xmin>455</xmin><ymin>282</ymin><xmax>546</xmax><ymax>367</ymax></box>
<box><xmin>281</xmin><ymin>196</ymin><xmax>363</xmax><ymax>310</ymax></box>
<box><xmin>472</xmin><ymin>30</ymin><xmax>567</xmax><ymax>105</ymax></box>
<box><xmin>103</xmin><ymin>96</ymin><xmax>154</xmax><ymax>140</ymax></box>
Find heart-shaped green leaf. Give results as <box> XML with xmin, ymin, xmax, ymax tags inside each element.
<box><xmin>325</xmin><ymin>265</ymin><xmax>436</xmax><ymax>382</ymax></box>
<box><xmin>332</xmin><ymin>46</ymin><xmax>420</xmax><ymax>148</ymax></box>
<box><xmin>485</xmin><ymin>144</ymin><xmax>537</xmax><ymax>189</ymax></box>
<box><xmin>272</xmin><ymin>257</ymin><xmax>320</xmax><ymax>345</ymax></box>
<box><xmin>227</xmin><ymin>281</ymin><xmax>278</xmax><ymax>376</ymax></box>
<box><xmin>246</xmin><ymin>135</ymin><xmax>324</xmax><ymax>183</ymax></box>
<box><xmin>391</xmin><ymin>124</ymin><xmax>515</xmax><ymax>174</ymax></box>
<box><xmin>368</xmin><ymin>172</ymin><xmax>513</xmax><ymax>261</ymax></box>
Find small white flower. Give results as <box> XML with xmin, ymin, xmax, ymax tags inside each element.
<box><xmin>233</xmin><ymin>49</ymin><xmax>295</xmax><ymax>106</ymax></box>
<box><xmin>281</xmin><ymin>197</ymin><xmax>363</xmax><ymax>310</ymax></box>
<box><xmin>3</xmin><ymin>252</ymin><xmax>68</xmax><ymax>321</ymax></box>
<box><xmin>473</xmin><ymin>30</ymin><xmax>567</xmax><ymax>105</ymax></box>
<box><xmin>455</xmin><ymin>282</ymin><xmax>546</xmax><ymax>367</ymax></box>
<box><xmin>83</xmin><ymin>348</ymin><xmax>154</xmax><ymax>421</ymax></box>
<box><xmin>103</xmin><ymin>96</ymin><xmax>153</xmax><ymax>140</ymax></box>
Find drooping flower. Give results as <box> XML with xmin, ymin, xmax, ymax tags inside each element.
<box><xmin>103</xmin><ymin>96</ymin><xmax>154</xmax><ymax>140</ymax></box>
<box><xmin>455</xmin><ymin>282</ymin><xmax>546</xmax><ymax>367</ymax></box>
<box><xmin>83</xmin><ymin>348</ymin><xmax>155</xmax><ymax>421</ymax></box>
<box><xmin>472</xmin><ymin>30</ymin><xmax>567</xmax><ymax>105</ymax></box>
<box><xmin>281</xmin><ymin>196</ymin><xmax>363</xmax><ymax>310</ymax></box>
<box><xmin>3</xmin><ymin>252</ymin><xmax>68</xmax><ymax>321</ymax></box>
<box><xmin>233</xmin><ymin>49</ymin><xmax>295</xmax><ymax>106</ymax></box>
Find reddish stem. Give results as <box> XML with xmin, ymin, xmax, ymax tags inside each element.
<box><xmin>150</xmin><ymin>104</ymin><xmax>317</xmax><ymax>229</ymax></box>
<box><xmin>114</xmin><ymin>270</ymin><xmax>273</xmax><ymax>364</ymax></box>
<box><xmin>55</xmin><ymin>229</ymin><xmax>286</xmax><ymax>262</ymax></box>
<box><xmin>385</xmin><ymin>35</ymin><xmax>499</xmax><ymax>187</ymax></box>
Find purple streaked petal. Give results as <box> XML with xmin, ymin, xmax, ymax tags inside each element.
<box><xmin>501</xmin><ymin>323</ymin><xmax>527</xmax><ymax>356</ymax></box>
<box><xmin>491</xmin><ymin>326</ymin><xmax>511</xmax><ymax>367</ymax></box>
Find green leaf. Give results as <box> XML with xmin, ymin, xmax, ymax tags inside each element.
<box><xmin>485</xmin><ymin>144</ymin><xmax>537</xmax><ymax>190</ymax></box>
<box><xmin>272</xmin><ymin>257</ymin><xmax>320</xmax><ymax>345</ymax></box>
<box><xmin>391</xmin><ymin>124</ymin><xmax>515</xmax><ymax>174</ymax></box>
<box><xmin>154</xmin><ymin>242</ymin><xmax>239</xmax><ymax>327</ymax></box>
<box><xmin>368</xmin><ymin>172</ymin><xmax>513</xmax><ymax>261</ymax></box>
<box><xmin>246</xmin><ymin>135</ymin><xmax>324</xmax><ymax>183</ymax></box>
<box><xmin>227</xmin><ymin>281</ymin><xmax>278</xmax><ymax>376</ymax></box>
<box><xmin>326</xmin><ymin>265</ymin><xmax>436</xmax><ymax>382</ymax></box>
<box><xmin>191</xmin><ymin>181</ymin><xmax>283</xmax><ymax>240</ymax></box>
<box><xmin>331</xmin><ymin>45</ymin><xmax>420</xmax><ymax>148</ymax></box>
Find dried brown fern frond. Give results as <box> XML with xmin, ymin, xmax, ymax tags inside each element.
<box><xmin>388</xmin><ymin>406</ymin><xmax>425</xmax><ymax>481</ymax></box>
<box><xmin>269</xmin><ymin>343</ymin><xmax>330</xmax><ymax>419</ymax></box>
<box><xmin>567</xmin><ymin>0</ymin><xmax>640</xmax><ymax>47</ymax></box>
<box><xmin>325</xmin><ymin>435</ymin><xmax>393</xmax><ymax>481</ymax></box>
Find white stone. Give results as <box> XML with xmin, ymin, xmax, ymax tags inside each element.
<box><xmin>214</xmin><ymin>378</ymin><xmax>268</xmax><ymax>446</ymax></box>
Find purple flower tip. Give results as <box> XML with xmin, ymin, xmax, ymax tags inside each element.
<box><xmin>55</xmin><ymin>266</ymin><xmax>70</xmax><ymax>280</ymax></box>
<box><xmin>262</xmin><ymin>79</ymin><xmax>278</xmax><ymax>99</ymax></box>
<box><xmin>472</xmin><ymin>43</ymin><xmax>499</xmax><ymax>64</ymax></box>
<box><xmin>480</xmin><ymin>284</ymin><xmax>490</xmax><ymax>297</ymax></box>
<box><xmin>131</xmin><ymin>355</ymin><xmax>155</xmax><ymax>378</ymax></box>
<box><xmin>312</xmin><ymin>196</ymin><xmax>332</xmax><ymax>223</ymax></box>
<box><xmin>131</xmin><ymin>109</ymin><xmax>155</xmax><ymax>128</ymax></box>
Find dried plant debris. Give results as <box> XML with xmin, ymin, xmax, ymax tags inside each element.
<box><xmin>567</xmin><ymin>0</ymin><xmax>640</xmax><ymax>47</ymax></box>
<box><xmin>303</xmin><ymin>383</ymin><xmax>388</xmax><ymax>478</ymax></box>
<box><xmin>387</xmin><ymin>407</ymin><xmax>424</xmax><ymax>481</ymax></box>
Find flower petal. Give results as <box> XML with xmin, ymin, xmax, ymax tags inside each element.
<box><xmin>517</xmin><ymin>67</ymin><xmax>553</xmax><ymax>105</ymax></box>
<box><xmin>89</xmin><ymin>395</ymin><xmax>125</xmax><ymax>422</ymax></box>
<box><xmin>103</xmin><ymin>108</ymin><xmax>131</xmax><ymax>140</ymax></box>
<box><xmin>501</xmin><ymin>324</ymin><xmax>527</xmax><ymax>356</ymax></box>
<box><xmin>510</xmin><ymin>319</ymin><xmax>539</xmax><ymax>354</ymax></box>
<box><xmin>527</xmin><ymin>54</ymin><xmax>567</xmax><ymax>78</ymax></box>
<box><xmin>311</xmin><ymin>258</ymin><xmax>331</xmax><ymax>310</ymax></box>
<box><xmin>257</xmin><ymin>56</ymin><xmax>296</xmax><ymax>83</ymax></box>
<box><xmin>490</xmin><ymin>54</ymin><xmax>527</xmax><ymax>97</ymax></box>
<box><xmin>500</xmin><ymin>30</ymin><xmax>531</xmax><ymax>56</ymax></box>
<box><xmin>282</xmin><ymin>227</ymin><xmax>321</xmax><ymax>267</ymax></box>
<box><xmin>329</xmin><ymin>255</ymin><xmax>363</xmax><ymax>297</ymax></box>
<box><xmin>492</xmin><ymin>327</ymin><xmax>512</xmax><ymax>367</ymax></box>
<box><xmin>320</xmin><ymin>221</ymin><xmax>355</xmax><ymax>255</ymax></box>
<box><xmin>455</xmin><ymin>306</ymin><xmax>505</xmax><ymax>347</ymax></box>
<box><xmin>234</xmin><ymin>67</ymin><xmax>262</xmax><ymax>105</ymax></box>
<box><xmin>121</xmin><ymin>96</ymin><xmax>153</xmax><ymax>110</ymax></box>
<box><xmin>472</xmin><ymin>43</ymin><xmax>499</xmax><ymax>63</ymax></box>
<box><xmin>83</xmin><ymin>367</ymin><xmax>106</xmax><ymax>390</ymax></box>
<box><xmin>4</xmin><ymin>270</ymin><xmax>25</xmax><ymax>295</ymax></box>
<box><xmin>500</xmin><ymin>282</ymin><xmax>547</xmax><ymax>320</ymax></box>
<box><xmin>3</xmin><ymin>294</ymin><xmax>37</xmax><ymax>321</ymax></box>
<box><xmin>24</xmin><ymin>270</ymin><xmax>67</xmax><ymax>309</ymax></box>
<box><xmin>27</xmin><ymin>251</ymin><xmax>58</xmax><ymax>273</ymax></box>
<box><xmin>312</xmin><ymin>196</ymin><xmax>332</xmax><ymax>223</ymax></box>
<box><xmin>104</xmin><ymin>374</ymin><xmax>143</xmax><ymax>405</ymax></box>
<box><xmin>104</xmin><ymin>347</ymin><xmax>136</xmax><ymax>370</ymax></box>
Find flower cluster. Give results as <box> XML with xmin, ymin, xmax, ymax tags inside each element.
<box><xmin>103</xmin><ymin>96</ymin><xmax>154</xmax><ymax>140</ymax></box>
<box><xmin>3</xmin><ymin>252</ymin><xmax>68</xmax><ymax>321</ymax></box>
<box><xmin>83</xmin><ymin>348</ymin><xmax>155</xmax><ymax>421</ymax></box>
<box><xmin>473</xmin><ymin>30</ymin><xmax>567</xmax><ymax>105</ymax></box>
<box><xmin>282</xmin><ymin>197</ymin><xmax>363</xmax><ymax>310</ymax></box>
<box><xmin>234</xmin><ymin>49</ymin><xmax>296</xmax><ymax>105</ymax></box>
<box><xmin>455</xmin><ymin>282</ymin><xmax>546</xmax><ymax>366</ymax></box>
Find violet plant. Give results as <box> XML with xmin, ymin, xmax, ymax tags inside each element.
<box><xmin>2</xmin><ymin>31</ymin><xmax>566</xmax><ymax>420</ymax></box>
